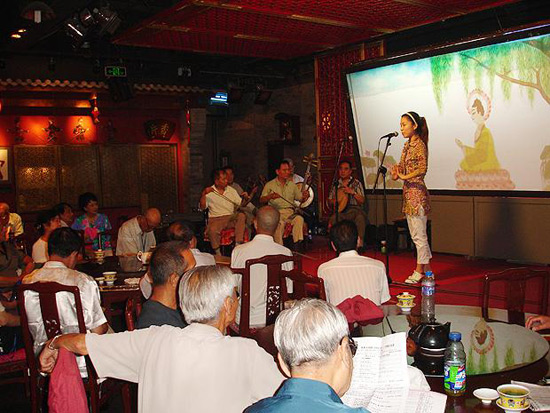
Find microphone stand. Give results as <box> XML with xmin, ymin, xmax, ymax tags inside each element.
<box><xmin>372</xmin><ymin>136</ymin><xmax>393</xmax><ymax>284</ymax></box>
<box><xmin>330</xmin><ymin>138</ymin><xmax>348</xmax><ymax>223</ymax></box>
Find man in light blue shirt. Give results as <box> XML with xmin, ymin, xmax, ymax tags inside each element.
<box><xmin>245</xmin><ymin>299</ymin><xmax>369</xmax><ymax>413</ymax></box>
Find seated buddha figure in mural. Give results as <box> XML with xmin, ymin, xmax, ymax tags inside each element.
<box><xmin>454</xmin><ymin>89</ymin><xmax>515</xmax><ymax>190</ymax></box>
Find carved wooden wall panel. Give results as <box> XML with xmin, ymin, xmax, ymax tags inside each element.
<box><xmin>14</xmin><ymin>146</ymin><xmax>59</xmax><ymax>212</ymax></box>
<box><xmin>60</xmin><ymin>146</ymin><xmax>101</xmax><ymax>208</ymax></box>
<box><xmin>100</xmin><ymin>145</ymin><xmax>140</xmax><ymax>207</ymax></box>
<box><xmin>139</xmin><ymin>145</ymin><xmax>178</xmax><ymax>212</ymax></box>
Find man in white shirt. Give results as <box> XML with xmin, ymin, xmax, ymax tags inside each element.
<box><xmin>167</xmin><ymin>220</ymin><xmax>216</xmax><ymax>267</ymax></box>
<box><xmin>200</xmin><ymin>168</ymin><xmax>246</xmax><ymax>255</ymax></box>
<box><xmin>116</xmin><ymin>208</ymin><xmax>161</xmax><ymax>256</ymax></box>
<box><xmin>39</xmin><ymin>265</ymin><xmax>284</xmax><ymax>413</ymax></box>
<box><xmin>231</xmin><ymin>206</ymin><xmax>293</xmax><ymax>328</ymax></box>
<box><xmin>23</xmin><ymin>227</ymin><xmax>108</xmax><ymax>376</ymax></box>
<box><xmin>0</xmin><ymin>202</ymin><xmax>24</xmax><ymax>237</ymax></box>
<box><xmin>318</xmin><ymin>220</ymin><xmax>390</xmax><ymax>307</ymax></box>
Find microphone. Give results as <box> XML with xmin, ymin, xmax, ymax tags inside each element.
<box><xmin>379</xmin><ymin>131</ymin><xmax>398</xmax><ymax>140</ymax></box>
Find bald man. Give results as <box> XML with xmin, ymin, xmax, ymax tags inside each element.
<box><xmin>0</xmin><ymin>203</ymin><xmax>23</xmax><ymax>238</ymax></box>
<box><xmin>116</xmin><ymin>208</ymin><xmax>161</xmax><ymax>256</ymax></box>
<box><xmin>231</xmin><ymin>206</ymin><xmax>293</xmax><ymax>328</ymax></box>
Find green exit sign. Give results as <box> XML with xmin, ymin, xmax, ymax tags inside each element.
<box><xmin>104</xmin><ymin>66</ymin><xmax>127</xmax><ymax>78</ymax></box>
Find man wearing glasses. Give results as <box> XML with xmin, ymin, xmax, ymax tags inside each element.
<box><xmin>116</xmin><ymin>208</ymin><xmax>161</xmax><ymax>256</ymax></box>
<box><xmin>245</xmin><ymin>298</ymin><xmax>365</xmax><ymax>412</ymax></box>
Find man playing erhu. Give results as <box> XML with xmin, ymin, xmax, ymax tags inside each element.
<box><xmin>200</xmin><ymin>168</ymin><xmax>248</xmax><ymax>255</ymax></box>
<box><xmin>260</xmin><ymin>160</ymin><xmax>309</xmax><ymax>246</ymax></box>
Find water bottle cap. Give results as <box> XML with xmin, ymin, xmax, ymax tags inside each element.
<box><xmin>425</xmin><ymin>271</ymin><xmax>433</xmax><ymax>277</ymax></box>
<box><xmin>449</xmin><ymin>332</ymin><xmax>461</xmax><ymax>341</ymax></box>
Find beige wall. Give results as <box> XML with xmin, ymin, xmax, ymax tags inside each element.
<box><xmin>367</xmin><ymin>194</ymin><xmax>550</xmax><ymax>264</ymax></box>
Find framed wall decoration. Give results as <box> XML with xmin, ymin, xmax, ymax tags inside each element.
<box><xmin>0</xmin><ymin>147</ymin><xmax>11</xmax><ymax>184</ymax></box>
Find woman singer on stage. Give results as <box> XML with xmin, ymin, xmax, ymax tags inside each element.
<box><xmin>391</xmin><ymin>111</ymin><xmax>432</xmax><ymax>284</ymax></box>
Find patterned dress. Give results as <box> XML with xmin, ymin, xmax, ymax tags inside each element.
<box><xmin>398</xmin><ymin>138</ymin><xmax>431</xmax><ymax>216</ymax></box>
<box><xmin>72</xmin><ymin>213</ymin><xmax>112</xmax><ymax>252</ymax></box>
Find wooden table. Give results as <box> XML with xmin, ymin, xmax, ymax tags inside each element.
<box><xmin>362</xmin><ymin>304</ymin><xmax>550</xmax><ymax>412</ymax></box>
<box><xmin>77</xmin><ymin>256</ymin><xmax>145</xmax><ymax>327</ymax></box>
<box><xmin>252</xmin><ymin>303</ymin><xmax>550</xmax><ymax>412</ymax></box>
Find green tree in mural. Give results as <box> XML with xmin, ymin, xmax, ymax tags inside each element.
<box><xmin>431</xmin><ymin>35</ymin><xmax>550</xmax><ymax>112</ymax></box>
<box><xmin>491</xmin><ymin>344</ymin><xmax>500</xmax><ymax>373</ymax></box>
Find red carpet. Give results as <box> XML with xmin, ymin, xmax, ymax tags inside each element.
<box><xmin>301</xmin><ymin>236</ymin><xmax>549</xmax><ymax>312</ymax></box>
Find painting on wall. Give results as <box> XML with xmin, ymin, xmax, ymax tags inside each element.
<box><xmin>0</xmin><ymin>147</ymin><xmax>11</xmax><ymax>184</ymax></box>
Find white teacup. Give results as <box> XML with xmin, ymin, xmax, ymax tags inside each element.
<box><xmin>103</xmin><ymin>271</ymin><xmax>117</xmax><ymax>281</ymax></box>
<box><xmin>137</xmin><ymin>251</ymin><xmax>152</xmax><ymax>264</ymax></box>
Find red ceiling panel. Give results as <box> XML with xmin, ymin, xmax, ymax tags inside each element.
<box><xmin>114</xmin><ymin>0</ymin><xmax>521</xmax><ymax>59</ymax></box>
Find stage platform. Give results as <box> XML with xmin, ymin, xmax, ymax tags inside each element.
<box><xmin>300</xmin><ymin>236</ymin><xmax>549</xmax><ymax>311</ymax></box>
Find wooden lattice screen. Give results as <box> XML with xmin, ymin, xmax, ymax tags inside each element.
<box><xmin>100</xmin><ymin>145</ymin><xmax>140</xmax><ymax>208</ymax></box>
<box><xmin>14</xmin><ymin>144</ymin><xmax>177</xmax><ymax>212</ymax></box>
<box><xmin>139</xmin><ymin>145</ymin><xmax>178</xmax><ymax>212</ymax></box>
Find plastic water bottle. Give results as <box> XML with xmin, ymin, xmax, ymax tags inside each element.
<box><xmin>421</xmin><ymin>271</ymin><xmax>435</xmax><ymax>322</ymax></box>
<box><xmin>444</xmin><ymin>332</ymin><xmax>467</xmax><ymax>397</ymax></box>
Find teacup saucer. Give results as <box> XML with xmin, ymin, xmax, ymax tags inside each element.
<box><xmin>496</xmin><ymin>398</ymin><xmax>530</xmax><ymax>413</ymax></box>
<box><xmin>397</xmin><ymin>303</ymin><xmax>416</xmax><ymax>312</ymax></box>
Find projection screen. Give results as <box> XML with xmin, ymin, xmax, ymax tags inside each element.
<box><xmin>347</xmin><ymin>28</ymin><xmax>550</xmax><ymax>194</ymax></box>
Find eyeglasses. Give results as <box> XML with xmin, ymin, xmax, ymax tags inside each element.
<box><xmin>342</xmin><ymin>335</ymin><xmax>357</xmax><ymax>357</ymax></box>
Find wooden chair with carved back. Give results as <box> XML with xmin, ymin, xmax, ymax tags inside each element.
<box><xmin>18</xmin><ymin>281</ymin><xmax>131</xmax><ymax>413</ymax></box>
<box><xmin>125</xmin><ymin>296</ymin><xmax>143</xmax><ymax>332</ymax></box>
<box><xmin>231</xmin><ymin>254</ymin><xmax>325</xmax><ymax>339</ymax></box>
<box><xmin>482</xmin><ymin>267</ymin><xmax>550</xmax><ymax>326</ymax></box>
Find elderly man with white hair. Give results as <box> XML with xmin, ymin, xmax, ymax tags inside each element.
<box><xmin>246</xmin><ymin>298</ymin><xmax>369</xmax><ymax>412</ymax></box>
<box><xmin>38</xmin><ymin>265</ymin><xmax>284</xmax><ymax>413</ymax></box>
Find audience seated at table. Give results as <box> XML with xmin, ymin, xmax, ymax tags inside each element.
<box><xmin>139</xmin><ymin>240</ymin><xmax>196</xmax><ymax>299</ymax></box>
<box><xmin>116</xmin><ymin>208</ymin><xmax>161</xmax><ymax>256</ymax></box>
<box><xmin>39</xmin><ymin>265</ymin><xmax>284</xmax><ymax>413</ymax></box>
<box><xmin>23</xmin><ymin>227</ymin><xmax>108</xmax><ymax>376</ymax></box>
<box><xmin>167</xmin><ymin>220</ymin><xmax>216</xmax><ymax>267</ymax></box>
<box><xmin>318</xmin><ymin>220</ymin><xmax>390</xmax><ymax>307</ymax></box>
<box><xmin>32</xmin><ymin>209</ymin><xmax>61</xmax><ymax>264</ymax></box>
<box><xmin>245</xmin><ymin>298</ymin><xmax>368</xmax><ymax>412</ymax></box>
<box><xmin>0</xmin><ymin>202</ymin><xmax>24</xmax><ymax>238</ymax></box>
<box><xmin>137</xmin><ymin>242</ymin><xmax>190</xmax><ymax>329</ymax></box>
<box><xmin>72</xmin><ymin>192</ymin><xmax>112</xmax><ymax>255</ymax></box>
<box><xmin>53</xmin><ymin>202</ymin><xmax>75</xmax><ymax>228</ymax></box>
<box><xmin>231</xmin><ymin>206</ymin><xmax>293</xmax><ymax>328</ymax></box>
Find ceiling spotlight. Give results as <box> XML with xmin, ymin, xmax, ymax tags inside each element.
<box><xmin>79</xmin><ymin>9</ymin><xmax>95</xmax><ymax>27</ymax></box>
<box><xmin>21</xmin><ymin>1</ymin><xmax>56</xmax><ymax>24</ymax></box>
<box><xmin>17</xmin><ymin>29</ymin><xmax>27</xmax><ymax>33</ymax></box>
<box><xmin>11</xmin><ymin>33</ymin><xmax>22</xmax><ymax>39</ymax></box>
<box><xmin>93</xmin><ymin>6</ymin><xmax>121</xmax><ymax>36</ymax></box>
<box><xmin>65</xmin><ymin>15</ymin><xmax>88</xmax><ymax>46</ymax></box>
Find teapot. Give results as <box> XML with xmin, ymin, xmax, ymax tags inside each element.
<box><xmin>409</xmin><ymin>320</ymin><xmax>451</xmax><ymax>376</ymax></box>
<box><xmin>409</xmin><ymin>320</ymin><xmax>451</xmax><ymax>353</ymax></box>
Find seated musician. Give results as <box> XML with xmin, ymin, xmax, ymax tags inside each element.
<box><xmin>283</xmin><ymin>157</ymin><xmax>304</xmax><ymax>184</ymax></box>
<box><xmin>329</xmin><ymin>161</ymin><xmax>368</xmax><ymax>249</ymax></box>
<box><xmin>200</xmin><ymin>168</ymin><xmax>247</xmax><ymax>256</ymax></box>
<box><xmin>223</xmin><ymin>165</ymin><xmax>256</xmax><ymax>227</ymax></box>
<box><xmin>260</xmin><ymin>160</ymin><xmax>309</xmax><ymax>246</ymax></box>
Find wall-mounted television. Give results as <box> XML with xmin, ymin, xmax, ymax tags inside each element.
<box><xmin>346</xmin><ymin>25</ymin><xmax>550</xmax><ymax>195</ymax></box>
